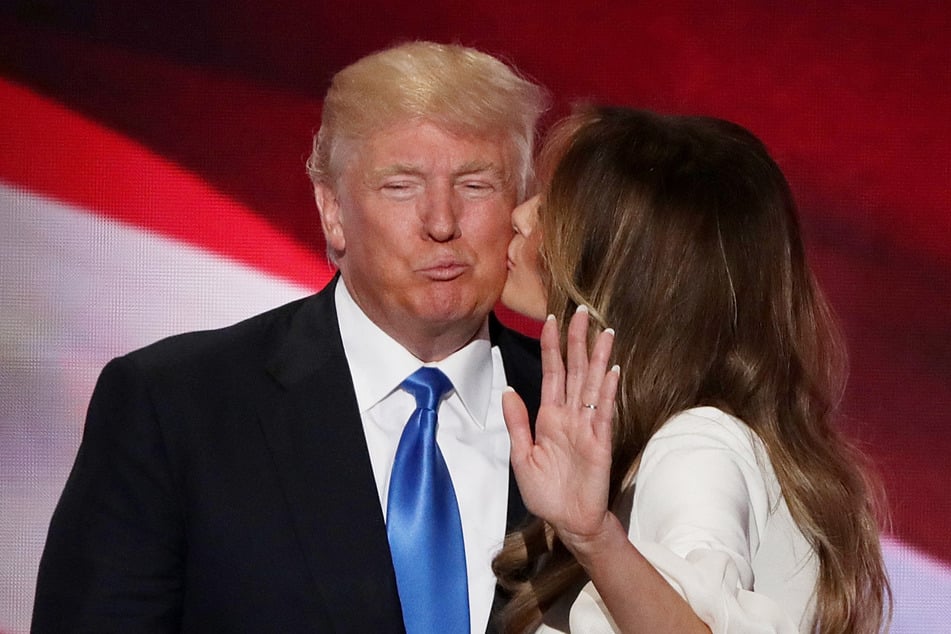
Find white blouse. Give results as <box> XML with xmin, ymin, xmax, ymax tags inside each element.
<box><xmin>536</xmin><ymin>407</ymin><xmax>818</xmax><ymax>634</ymax></box>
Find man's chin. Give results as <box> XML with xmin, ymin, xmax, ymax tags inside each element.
<box><xmin>416</xmin><ymin>299</ymin><xmax>492</xmax><ymax>333</ymax></box>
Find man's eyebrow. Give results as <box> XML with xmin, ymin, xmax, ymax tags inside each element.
<box><xmin>369</xmin><ymin>163</ymin><xmax>425</xmax><ymax>179</ymax></box>
<box><xmin>365</xmin><ymin>161</ymin><xmax>508</xmax><ymax>183</ymax></box>
<box><xmin>452</xmin><ymin>160</ymin><xmax>506</xmax><ymax>180</ymax></box>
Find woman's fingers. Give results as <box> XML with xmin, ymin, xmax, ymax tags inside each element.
<box><xmin>502</xmin><ymin>387</ymin><xmax>532</xmax><ymax>468</ymax></box>
<box><xmin>592</xmin><ymin>364</ymin><xmax>620</xmax><ymax>443</ymax></box>
<box><xmin>543</xmin><ymin>307</ymin><xmax>616</xmax><ymax>416</ymax></box>
<box><xmin>539</xmin><ymin>314</ymin><xmax>564</xmax><ymax>406</ymax></box>
<box><xmin>506</xmin><ymin>312</ymin><xmax>618</xmax><ymax>533</ymax></box>
<box><xmin>580</xmin><ymin>326</ymin><xmax>615</xmax><ymax>409</ymax></box>
<box><xmin>564</xmin><ymin>306</ymin><xmax>591</xmax><ymax>403</ymax></box>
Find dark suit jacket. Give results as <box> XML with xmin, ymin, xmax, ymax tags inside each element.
<box><xmin>32</xmin><ymin>277</ymin><xmax>541</xmax><ymax>633</ymax></box>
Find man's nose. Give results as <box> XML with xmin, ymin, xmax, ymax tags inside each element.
<box><xmin>421</xmin><ymin>185</ymin><xmax>461</xmax><ymax>242</ymax></box>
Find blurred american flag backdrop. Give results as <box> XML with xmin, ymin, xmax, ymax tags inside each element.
<box><xmin>1</xmin><ymin>2</ymin><xmax>949</xmax><ymax>631</ymax></box>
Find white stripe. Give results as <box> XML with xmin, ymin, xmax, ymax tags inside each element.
<box><xmin>883</xmin><ymin>536</ymin><xmax>951</xmax><ymax>631</ymax></box>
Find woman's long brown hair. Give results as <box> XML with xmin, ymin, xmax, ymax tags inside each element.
<box><xmin>493</xmin><ymin>107</ymin><xmax>890</xmax><ymax>633</ymax></box>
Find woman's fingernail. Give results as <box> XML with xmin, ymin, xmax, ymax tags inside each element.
<box><xmin>605</xmin><ymin>328</ymin><xmax>615</xmax><ymax>336</ymax></box>
<box><xmin>611</xmin><ymin>364</ymin><xmax>620</xmax><ymax>373</ymax></box>
<box><xmin>546</xmin><ymin>314</ymin><xmax>556</xmax><ymax>321</ymax></box>
<box><xmin>576</xmin><ymin>304</ymin><xmax>589</xmax><ymax>314</ymax></box>
<box><xmin>504</xmin><ymin>385</ymin><xmax>516</xmax><ymax>393</ymax></box>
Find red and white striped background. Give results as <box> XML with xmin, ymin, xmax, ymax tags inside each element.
<box><xmin>1</xmin><ymin>3</ymin><xmax>949</xmax><ymax>631</ymax></box>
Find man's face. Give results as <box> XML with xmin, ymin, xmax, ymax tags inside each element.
<box><xmin>318</xmin><ymin>119</ymin><xmax>516</xmax><ymax>359</ymax></box>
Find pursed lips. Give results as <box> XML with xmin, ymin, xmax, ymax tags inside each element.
<box><xmin>417</xmin><ymin>257</ymin><xmax>469</xmax><ymax>281</ymax></box>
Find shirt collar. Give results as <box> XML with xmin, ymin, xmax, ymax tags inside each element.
<box><xmin>335</xmin><ymin>280</ymin><xmax>494</xmax><ymax>428</ymax></box>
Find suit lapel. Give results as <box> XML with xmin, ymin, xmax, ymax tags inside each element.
<box><xmin>258</xmin><ymin>278</ymin><xmax>405</xmax><ymax>633</ymax></box>
<box><xmin>255</xmin><ymin>287</ymin><xmax>542</xmax><ymax>634</ymax></box>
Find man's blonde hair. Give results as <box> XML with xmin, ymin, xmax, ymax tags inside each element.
<box><xmin>305</xmin><ymin>41</ymin><xmax>548</xmax><ymax>200</ymax></box>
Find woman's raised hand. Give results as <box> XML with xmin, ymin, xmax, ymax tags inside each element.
<box><xmin>503</xmin><ymin>306</ymin><xmax>619</xmax><ymax>552</ymax></box>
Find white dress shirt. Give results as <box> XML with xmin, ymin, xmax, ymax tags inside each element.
<box><xmin>537</xmin><ymin>407</ymin><xmax>818</xmax><ymax>634</ymax></box>
<box><xmin>335</xmin><ymin>281</ymin><xmax>512</xmax><ymax>634</ymax></box>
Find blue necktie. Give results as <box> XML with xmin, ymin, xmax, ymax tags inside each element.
<box><xmin>386</xmin><ymin>367</ymin><xmax>470</xmax><ymax>634</ymax></box>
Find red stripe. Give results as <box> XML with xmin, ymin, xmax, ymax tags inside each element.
<box><xmin>0</xmin><ymin>77</ymin><xmax>332</xmax><ymax>291</ymax></box>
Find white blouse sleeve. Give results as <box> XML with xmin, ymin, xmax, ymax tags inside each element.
<box><xmin>625</xmin><ymin>408</ymin><xmax>803</xmax><ymax>634</ymax></box>
<box><xmin>540</xmin><ymin>408</ymin><xmax>816</xmax><ymax>634</ymax></box>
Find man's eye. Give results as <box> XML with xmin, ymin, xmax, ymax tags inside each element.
<box><xmin>458</xmin><ymin>180</ymin><xmax>496</xmax><ymax>197</ymax></box>
<box><xmin>381</xmin><ymin>182</ymin><xmax>418</xmax><ymax>198</ymax></box>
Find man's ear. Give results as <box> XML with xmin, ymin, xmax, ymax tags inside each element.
<box><xmin>314</xmin><ymin>183</ymin><xmax>346</xmax><ymax>253</ymax></box>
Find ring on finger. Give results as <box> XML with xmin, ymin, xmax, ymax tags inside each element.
<box><xmin>582</xmin><ymin>403</ymin><xmax>598</xmax><ymax>410</ymax></box>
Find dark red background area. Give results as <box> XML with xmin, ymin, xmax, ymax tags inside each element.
<box><xmin>2</xmin><ymin>1</ymin><xmax>949</xmax><ymax>565</ymax></box>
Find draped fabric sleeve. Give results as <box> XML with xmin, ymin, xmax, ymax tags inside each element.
<box><xmin>623</xmin><ymin>407</ymin><xmax>806</xmax><ymax>634</ymax></box>
<box><xmin>538</xmin><ymin>407</ymin><xmax>817</xmax><ymax>634</ymax></box>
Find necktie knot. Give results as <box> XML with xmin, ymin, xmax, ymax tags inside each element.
<box><xmin>402</xmin><ymin>366</ymin><xmax>453</xmax><ymax>412</ymax></box>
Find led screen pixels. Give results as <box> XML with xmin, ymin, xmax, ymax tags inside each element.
<box><xmin>2</xmin><ymin>3</ymin><xmax>950</xmax><ymax>631</ymax></box>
